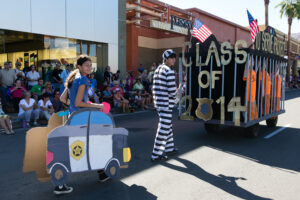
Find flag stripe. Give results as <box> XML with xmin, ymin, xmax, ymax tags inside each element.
<box><xmin>192</xmin><ymin>19</ymin><xmax>212</xmax><ymax>43</ymax></box>
<box><xmin>247</xmin><ymin>10</ymin><xmax>259</xmax><ymax>42</ymax></box>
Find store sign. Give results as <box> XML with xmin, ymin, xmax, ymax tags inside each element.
<box><xmin>255</xmin><ymin>27</ymin><xmax>285</xmax><ymax>57</ymax></box>
<box><xmin>170</xmin><ymin>15</ymin><xmax>192</xmax><ymax>30</ymax></box>
<box><xmin>150</xmin><ymin>20</ymin><xmax>188</xmax><ymax>35</ymax></box>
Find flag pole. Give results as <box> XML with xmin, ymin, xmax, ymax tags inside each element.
<box><xmin>246</xmin><ymin>9</ymin><xmax>259</xmax><ymax>49</ymax></box>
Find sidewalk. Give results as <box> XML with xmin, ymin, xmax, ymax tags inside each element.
<box><xmin>6</xmin><ymin>109</ymin><xmax>153</xmax><ymax>131</ymax></box>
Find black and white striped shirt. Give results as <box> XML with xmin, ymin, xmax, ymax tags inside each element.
<box><xmin>152</xmin><ymin>64</ymin><xmax>177</xmax><ymax>110</ymax></box>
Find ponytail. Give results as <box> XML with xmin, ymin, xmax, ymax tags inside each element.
<box><xmin>65</xmin><ymin>69</ymin><xmax>79</xmax><ymax>89</ymax></box>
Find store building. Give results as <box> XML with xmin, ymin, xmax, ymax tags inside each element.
<box><xmin>126</xmin><ymin>0</ymin><xmax>252</xmax><ymax>73</ymax></box>
<box><xmin>0</xmin><ymin>0</ymin><xmax>126</xmax><ymax>81</ymax></box>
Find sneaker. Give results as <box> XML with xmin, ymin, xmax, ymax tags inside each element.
<box><xmin>166</xmin><ymin>147</ymin><xmax>179</xmax><ymax>156</ymax></box>
<box><xmin>98</xmin><ymin>171</ymin><xmax>110</xmax><ymax>183</ymax></box>
<box><xmin>5</xmin><ymin>130</ymin><xmax>12</xmax><ymax>135</ymax></box>
<box><xmin>33</xmin><ymin>121</ymin><xmax>38</xmax><ymax>126</ymax></box>
<box><xmin>151</xmin><ymin>155</ymin><xmax>168</xmax><ymax>162</ymax></box>
<box><xmin>53</xmin><ymin>184</ymin><xmax>73</xmax><ymax>195</ymax></box>
<box><xmin>9</xmin><ymin>130</ymin><xmax>15</xmax><ymax>134</ymax></box>
<box><xmin>26</xmin><ymin>123</ymin><xmax>31</xmax><ymax>128</ymax></box>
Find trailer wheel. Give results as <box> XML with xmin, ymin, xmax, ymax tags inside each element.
<box><xmin>245</xmin><ymin>123</ymin><xmax>260</xmax><ymax>138</ymax></box>
<box><xmin>51</xmin><ymin>164</ymin><xmax>68</xmax><ymax>186</ymax></box>
<box><xmin>266</xmin><ymin>116</ymin><xmax>278</xmax><ymax>128</ymax></box>
<box><xmin>204</xmin><ymin>123</ymin><xmax>219</xmax><ymax>134</ymax></box>
<box><xmin>105</xmin><ymin>159</ymin><xmax>120</xmax><ymax>179</ymax></box>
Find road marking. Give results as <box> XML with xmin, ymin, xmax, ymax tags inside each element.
<box><xmin>264</xmin><ymin>124</ymin><xmax>290</xmax><ymax>139</ymax></box>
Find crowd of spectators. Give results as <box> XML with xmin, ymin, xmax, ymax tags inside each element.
<box><xmin>0</xmin><ymin>61</ymin><xmax>66</xmax><ymax>128</ymax></box>
<box><xmin>289</xmin><ymin>70</ymin><xmax>300</xmax><ymax>88</ymax></box>
<box><xmin>0</xmin><ymin>60</ymin><xmax>167</xmax><ymax>129</ymax></box>
<box><xmin>99</xmin><ymin>63</ymin><xmax>159</xmax><ymax>112</ymax></box>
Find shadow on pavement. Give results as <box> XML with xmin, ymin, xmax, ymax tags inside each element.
<box><xmin>0</xmin><ymin>91</ymin><xmax>299</xmax><ymax>199</ymax></box>
<box><xmin>61</xmin><ymin>182</ymin><xmax>157</xmax><ymax>200</ymax></box>
<box><xmin>121</xmin><ymin>110</ymin><xmax>300</xmax><ymax>174</ymax></box>
<box><xmin>204</xmin><ymin>124</ymin><xmax>300</xmax><ymax>173</ymax></box>
<box><xmin>161</xmin><ymin>157</ymin><xmax>272</xmax><ymax>200</ymax></box>
<box><xmin>114</xmin><ymin>108</ymin><xmax>300</xmax><ymax>193</ymax></box>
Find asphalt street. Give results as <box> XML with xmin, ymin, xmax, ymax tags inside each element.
<box><xmin>0</xmin><ymin>90</ymin><xmax>300</xmax><ymax>200</ymax></box>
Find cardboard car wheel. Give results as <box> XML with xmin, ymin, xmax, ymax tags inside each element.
<box><xmin>51</xmin><ymin>165</ymin><xmax>68</xmax><ymax>186</ymax></box>
<box><xmin>105</xmin><ymin>159</ymin><xmax>120</xmax><ymax>179</ymax></box>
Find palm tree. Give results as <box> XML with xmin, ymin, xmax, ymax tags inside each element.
<box><xmin>265</xmin><ymin>0</ymin><xmax>270</xmax><ymax>27</ymax></box>
<box><xmin>276</xmin><ymin>0</ymin><xmax>300</xmax><ymax>79</ymax></box>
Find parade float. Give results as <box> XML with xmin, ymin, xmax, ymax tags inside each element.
<box><xmin>178</xmin><ymin>28</ymin><xmax>287</xmax><ymax>137</ymax></box>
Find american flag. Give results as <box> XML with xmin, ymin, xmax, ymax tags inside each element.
<box><xmin>192</xmin><ymin>19</ymin><xmax>212</xmax><ymax>43</ymax></box>
<box><xmin>247</xmin><ymin>10</ymin><xmax>259</xmax><ymax>42</ymax></box>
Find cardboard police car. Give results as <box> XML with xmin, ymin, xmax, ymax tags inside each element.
<box><xmin>46</xmin><ymin>108</ymin><xmax>131</xmax><ymax>186</ymax></box>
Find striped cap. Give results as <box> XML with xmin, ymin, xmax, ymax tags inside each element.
<box><xmin>162</xmin><ymin>49</ymin><xmax>176</xmax><ymax>60</ymax></box>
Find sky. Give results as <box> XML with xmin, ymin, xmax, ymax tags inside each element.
<box><xmin>160</xmin><ymin>0</ymin><xmax>300</xmax><ymax>35</ymax></box>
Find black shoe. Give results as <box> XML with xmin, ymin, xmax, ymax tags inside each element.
<box><xmin>166</xmin><ymin>147</ymin><xmax>179</xmax><ymax>156</ymax></box>
<box><xmin>98</xmin><ymin>171</ymin><xmax>110</xmax><ymax>183</ymax></box>
<box><xmin>53</xmin><ymin>184</ymin><xmax>73</xmax><ymax>195</ymax></box>
<box><xmin>151</xmin><ymin>155</ymin><xmax>168</xmax><ymax>162</ymax></box>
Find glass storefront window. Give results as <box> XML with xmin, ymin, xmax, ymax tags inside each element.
<box><xmin>0</xmin><ymin>29</ymin><xmax>108</xmax><ymax>82</ymax></box>
<box><xmin>82</xmin><ymin>43</ymin><xmax>88</xmax><ymax>55</ymax></box>
<box><xmin>90</xmin><ymin>44</ymin><xmax>96</xmax><ymax>57</ymax></box>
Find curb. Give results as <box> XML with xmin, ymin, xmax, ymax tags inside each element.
<box><xmin>113</xmin><ymin>110</ymin><xmax>151</xmax><ymax>117</ymax></box>
<box><xmin>285</xmin><ymin>87</ymin><xmax>300</xmax><ymax>93</ymax></box>
<box><xmin>8</xmin><ymin>109</ymin><xmax>154</xmax><ymax>131</ymax></box>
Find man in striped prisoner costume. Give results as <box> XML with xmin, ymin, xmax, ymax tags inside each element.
<box><xmin>151</xmin><ymin>49</ymin><xmax>178</xmax><ymax>161</ymax></box>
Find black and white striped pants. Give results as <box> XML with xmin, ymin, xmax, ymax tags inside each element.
<box><xmin>152</xmin><ymin>109</ymin><xmax>175</xmax><ymax>158</ymax></box>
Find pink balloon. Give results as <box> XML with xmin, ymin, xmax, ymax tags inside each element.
<box><xmin>102</xmin><ymin>102</ymin><xmax>111</xmax><ymax>114</ymax></box>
